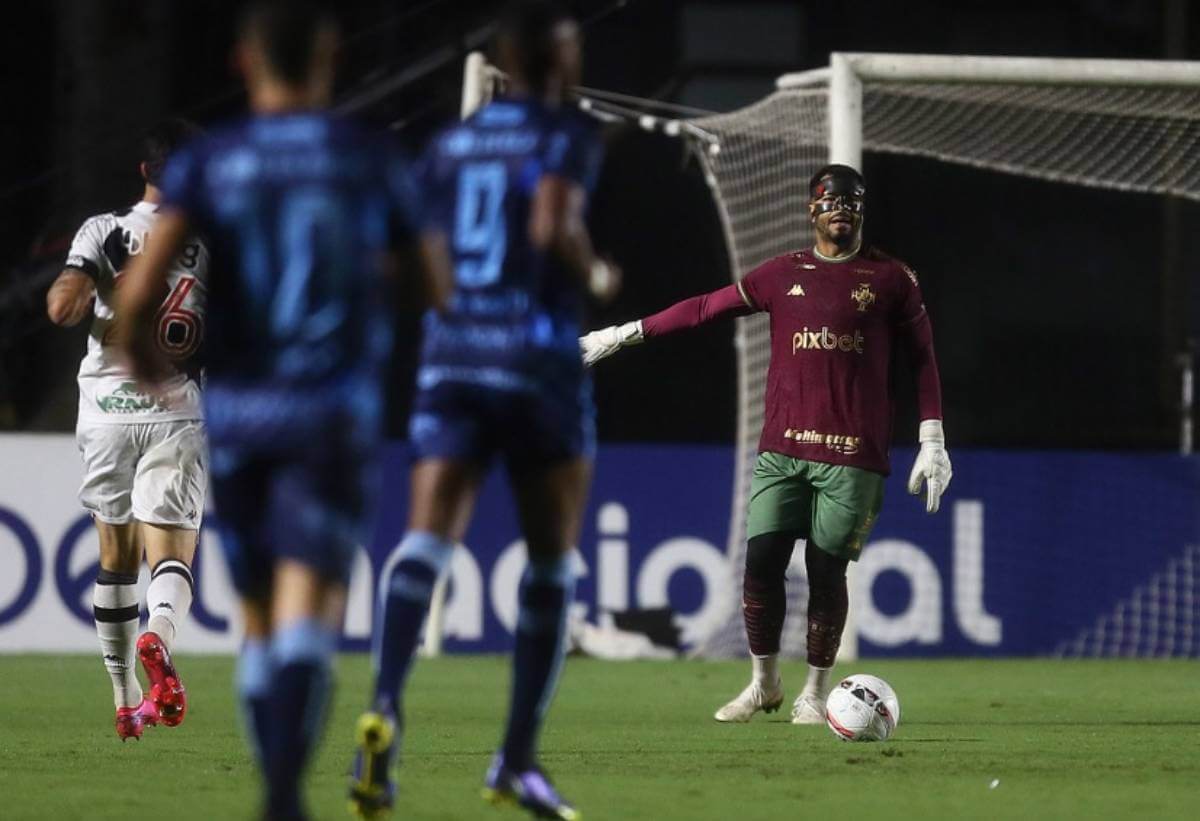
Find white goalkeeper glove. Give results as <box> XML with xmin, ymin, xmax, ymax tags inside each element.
<box><xmin>579</xmin><ymin>320</ymin><xmax>643</xmax><ymax>366</ymax></box>
<box><xmin>907</xmin><ymin>419</ymin><xmax>953</xmax><ymax>514</ymax></box>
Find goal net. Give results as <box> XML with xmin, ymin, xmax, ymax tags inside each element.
<box><xmin>686</xmin><ymin>54</ymin><xmax>1200</xmax><ymax>659</ymax></box>
<box><xmin>684</xmin><ymin>91</ymin><xmax>829</xmax><ymax>659</ymax></box>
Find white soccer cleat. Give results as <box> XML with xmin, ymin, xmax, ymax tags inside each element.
<box><xmin>713</xmin><ymin>678</ymin><xmax>784</xmax><ymax>723</ymax></box>
<box><xmin>790</xmin><ymin>692</ymin><xmax>826</xmax><ymax>725</ymax></box>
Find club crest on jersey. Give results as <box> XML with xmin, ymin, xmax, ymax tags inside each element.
<box><xmin>851</xmin><ymin>282</ymin><xmax>875</xmax><ymax>313</ymax></box>
<box><xmin>787</xmin><ymin>283</ymin><xmax>806</xmax><ymax>297</ymax></box>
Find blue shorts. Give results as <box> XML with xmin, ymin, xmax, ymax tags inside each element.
<box><xmin>409</xmin><ymin>378</ymin><xmax>595</xmax><ymax>471</ymax></box>
<box><xmin>209</xmin><ymin>437</ymin><xmax>377</xmax><ymax>597</ymax></box>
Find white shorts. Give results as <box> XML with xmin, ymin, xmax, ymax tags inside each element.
<box><xmin>76</xmin><ymin>419</ymin><xmax>207</xmax><ymax>529</ymax></box>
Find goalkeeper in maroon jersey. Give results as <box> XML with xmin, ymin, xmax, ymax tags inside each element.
<box><xmin>580</xmin><ymin>164</ymin><xmax>951</xmax><ymax>724</ymax></box>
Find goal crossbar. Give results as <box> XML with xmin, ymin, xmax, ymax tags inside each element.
<box><xmin>795</xmin><ymin>52</ymin><xmax>1200</xmax><ymax>191</ymax></box>
<box><xmin>780</xmin><ymin>53</ymin><xmax>1200</xmax><ymax>89</ymax></box>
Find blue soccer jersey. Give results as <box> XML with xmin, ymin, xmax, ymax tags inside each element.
<box><xmin>160</xmin><ymin>112</ymin><xmax>417</xmax><ymax>449</ymax></box>
<box><xmin>159</xmin><ymin>112</ymin><xmax>417</xmax><ymax>592</ymax></box>
<box><xmin>416</xmin><ymin>96</ymin><xmax>602</xmax><ymax>392</ymax></box>
<box><xmin>410</xmin><ymin>97</ymin><xmax>602</xmax><ymax>467</ymax></box>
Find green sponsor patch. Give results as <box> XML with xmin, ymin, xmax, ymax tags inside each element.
<box><xmin>96</xmin><ymin>381</ymin><xmax>164</xmax><ymax>413</ymax></box>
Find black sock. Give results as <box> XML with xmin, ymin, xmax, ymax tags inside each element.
<box><xmin>805</xmin><ymin>541</ymin><xmax>849</xmax><ymax>668</ymax></box>
<box><xmin>742</xmin><ymin>533</ymin><xmax>798</xmax><ymax>655</ymax></box>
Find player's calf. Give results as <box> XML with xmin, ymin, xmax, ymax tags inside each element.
<box><xmin>94</xmin><ymin>567</ymin><xmax>143</xmax><ymax>713</ymax></box>
<box><xmin>803</xmin><ymin>542</ymin><xmax>848</xmax><ymax>680</ymax></box>
<box><xmin>792</xmin><ymin>542</ymin><xmax>849</xmax><ymax>724</ymax></box>
<box><xmin>145</xmin><ymin>557</ymin><xmax>195</xmax><ymax>652</ymax></box>
<box><xmin>716</xmin><ymin>533</ymin><xmax>793</xmax><ymax>723</ymax></box>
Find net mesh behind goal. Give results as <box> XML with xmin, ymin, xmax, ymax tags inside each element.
<box><xmin>690</xmin><ymin>74</ymin><xmax>1200</xmax><ymax>658</ymax></box>
<box><xmin>687</xmin><ymin>90</ymin><xmax>829</xmax><ymax>658</ymax></box>
<box><xmin>863</xmin><ymin>82</ymin><xmax>1200</xmax><ymax>199</ymax></box>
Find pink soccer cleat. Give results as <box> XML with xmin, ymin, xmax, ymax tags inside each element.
<box><xmin>115</xmin><ymin>697</ymin><xmax>159</xmax><ymax>741</ymax></box>
<box><xmin>137</xmin><ymin>632</ymin><xmax>187</xmax><ymax>727</ymax></box>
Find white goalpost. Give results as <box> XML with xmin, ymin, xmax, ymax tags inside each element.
<box><xmin>430</xmin><ymin>51</ymin><xmax>1200</xmax><ymax>660</ymax></box>
<box><xmin>419</xmin><ymin>51</ymin><xmax>500</xmax><ymax>658</ymax></box>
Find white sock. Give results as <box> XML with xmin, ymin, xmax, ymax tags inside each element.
<box><xmin>802</xmin><ymin>664</ymin><xmax>833</xmax><ymax>699</ymax></box>
<box><xmin>752</xmin><ymin>653</ymin><xmax>780</xmax><ymax>686</ymax></box>
<box><xmin>145</xmin><ymin>560</ymin><xmax>194</xmax><ymax>652</ymax></box>
<box><xmin>94</xmin><ymin>570</ymin><xmax>143</xmax><ymax>709</ymax></box>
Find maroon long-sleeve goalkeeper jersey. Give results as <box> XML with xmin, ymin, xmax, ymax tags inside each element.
<box><xmin>642</xmin><ymin>246</ymin><xmax>942</xmax><ymax>475</ymax></box>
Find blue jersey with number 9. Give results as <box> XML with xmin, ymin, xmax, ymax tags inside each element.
<box><xmin>416</xmin><ymin>97</ymin><xmax>603</xmax><ymax>392</ymax></box>
<box><xmin>159</xmin><ymin>113</ymin><xmax>417</xmax><ymax>447</ymax></box>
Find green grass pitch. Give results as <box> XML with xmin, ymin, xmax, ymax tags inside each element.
<box><xmin>1</xmin><ymin>655</ymin><xmax>1197</xmax><ymax>820</ymax></box>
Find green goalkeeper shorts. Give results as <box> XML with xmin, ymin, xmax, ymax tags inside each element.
<box><xmin>745</xmin><ymin>451</ymin><xmax>885</xmax><ymax>560</ymax></box>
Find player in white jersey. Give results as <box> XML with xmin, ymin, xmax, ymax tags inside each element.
<box><xmin>46</xmin><ymin>119</ymin><xmax>209</xmax><ymax>740</ymax></box>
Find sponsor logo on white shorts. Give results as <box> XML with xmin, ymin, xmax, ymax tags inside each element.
<box><xmin>96</xmin><ymin>382</ymin><xmax>167</xmax><ymax>414</ymax></box>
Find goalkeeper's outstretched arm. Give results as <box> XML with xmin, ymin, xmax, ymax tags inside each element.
<box><xmin>579</xmin><ymin>282</ymin><xmax>756</xmax><ymax>365</ymax></box>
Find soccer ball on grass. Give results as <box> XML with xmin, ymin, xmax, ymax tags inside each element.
<box><xmin>824</xmin><ymin>674</ymin><xmax>900</xmax><ymax>742</ymax></box>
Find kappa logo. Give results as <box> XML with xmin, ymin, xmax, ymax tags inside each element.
<box><xmin>800</xmin><ymin>263</ymin><xmax>816</xmax><ymax>270</ymax></box>
<box><xmin>851</xmin><ymin>282</ymin><xmax>876</xmax><ymax>313</ymax></box>
<box><xmin>787</xmin><ymin>283</ymin><xmax>806</xmax><ymax>296</ymax></box>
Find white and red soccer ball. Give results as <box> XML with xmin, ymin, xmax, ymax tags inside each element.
<box><xmin>824</xmin><ymin>674</ymin><xmax>900</xmax><ymax>742</ymax></box>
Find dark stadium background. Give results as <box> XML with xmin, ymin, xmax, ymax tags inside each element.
<box><xmin>1</xmin><ymin>0</ymin><xmax>1196</xmax><ymax>450</ymax></box>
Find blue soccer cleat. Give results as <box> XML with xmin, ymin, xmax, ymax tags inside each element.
<box><xmin>347</xmin><ymin>711</ymin><xmax>397</xmax><ymax>819</ymax></box>
<box><xmin>482</xmin><ymin>754</ymin><xmax>580</xmax><ymax>820</ymax></box>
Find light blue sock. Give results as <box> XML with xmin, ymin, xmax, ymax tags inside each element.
<box><xmin>371</xmin><ymin>531</ymin><xmax>454</xmax><ymax>716</ymax></box>
<box><xmin>236</xmin><ymin>637</ymin><xmax>272</xmax><ymax>770</ymax></box>
<box><xmin>501</xmin><ymin>554</ymin><xmax>577</xmax><ymax>770</ymax></box>
<box><xmin>266</xmin><ymin>618</ymin><xmax>337</xmax><ymax>820</ymax></box>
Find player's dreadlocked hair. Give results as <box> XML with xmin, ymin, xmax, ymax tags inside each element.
<box><xmin>238</xmin><ymin>0</ymin><xmax>338</xmax><ymax>85</ymax></box>
<box><xmin>496</xmin><ymin>0</ymin><xmax>575</xmax><ymax>92</ymax></box>
<box><xmin>141</xmin><ymin>118</ymin><xmax>201</xmax><ymax>186</ymax></box>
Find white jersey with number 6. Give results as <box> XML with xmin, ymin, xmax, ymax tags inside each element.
<box><xmin>66</xmin><ymin>201</ymin><xmax>208</xmax><ymax>424</ymax></box>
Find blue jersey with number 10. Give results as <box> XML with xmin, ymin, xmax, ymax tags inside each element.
<box><xmin>159</xmin><ymin>112</ymin><xmax>417</xmax><ymax>447</ymax></box>
<box><xmin>417</xmin><ymin>97</ymin><xmax>602</xmax><ymax>393</ymax></box>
